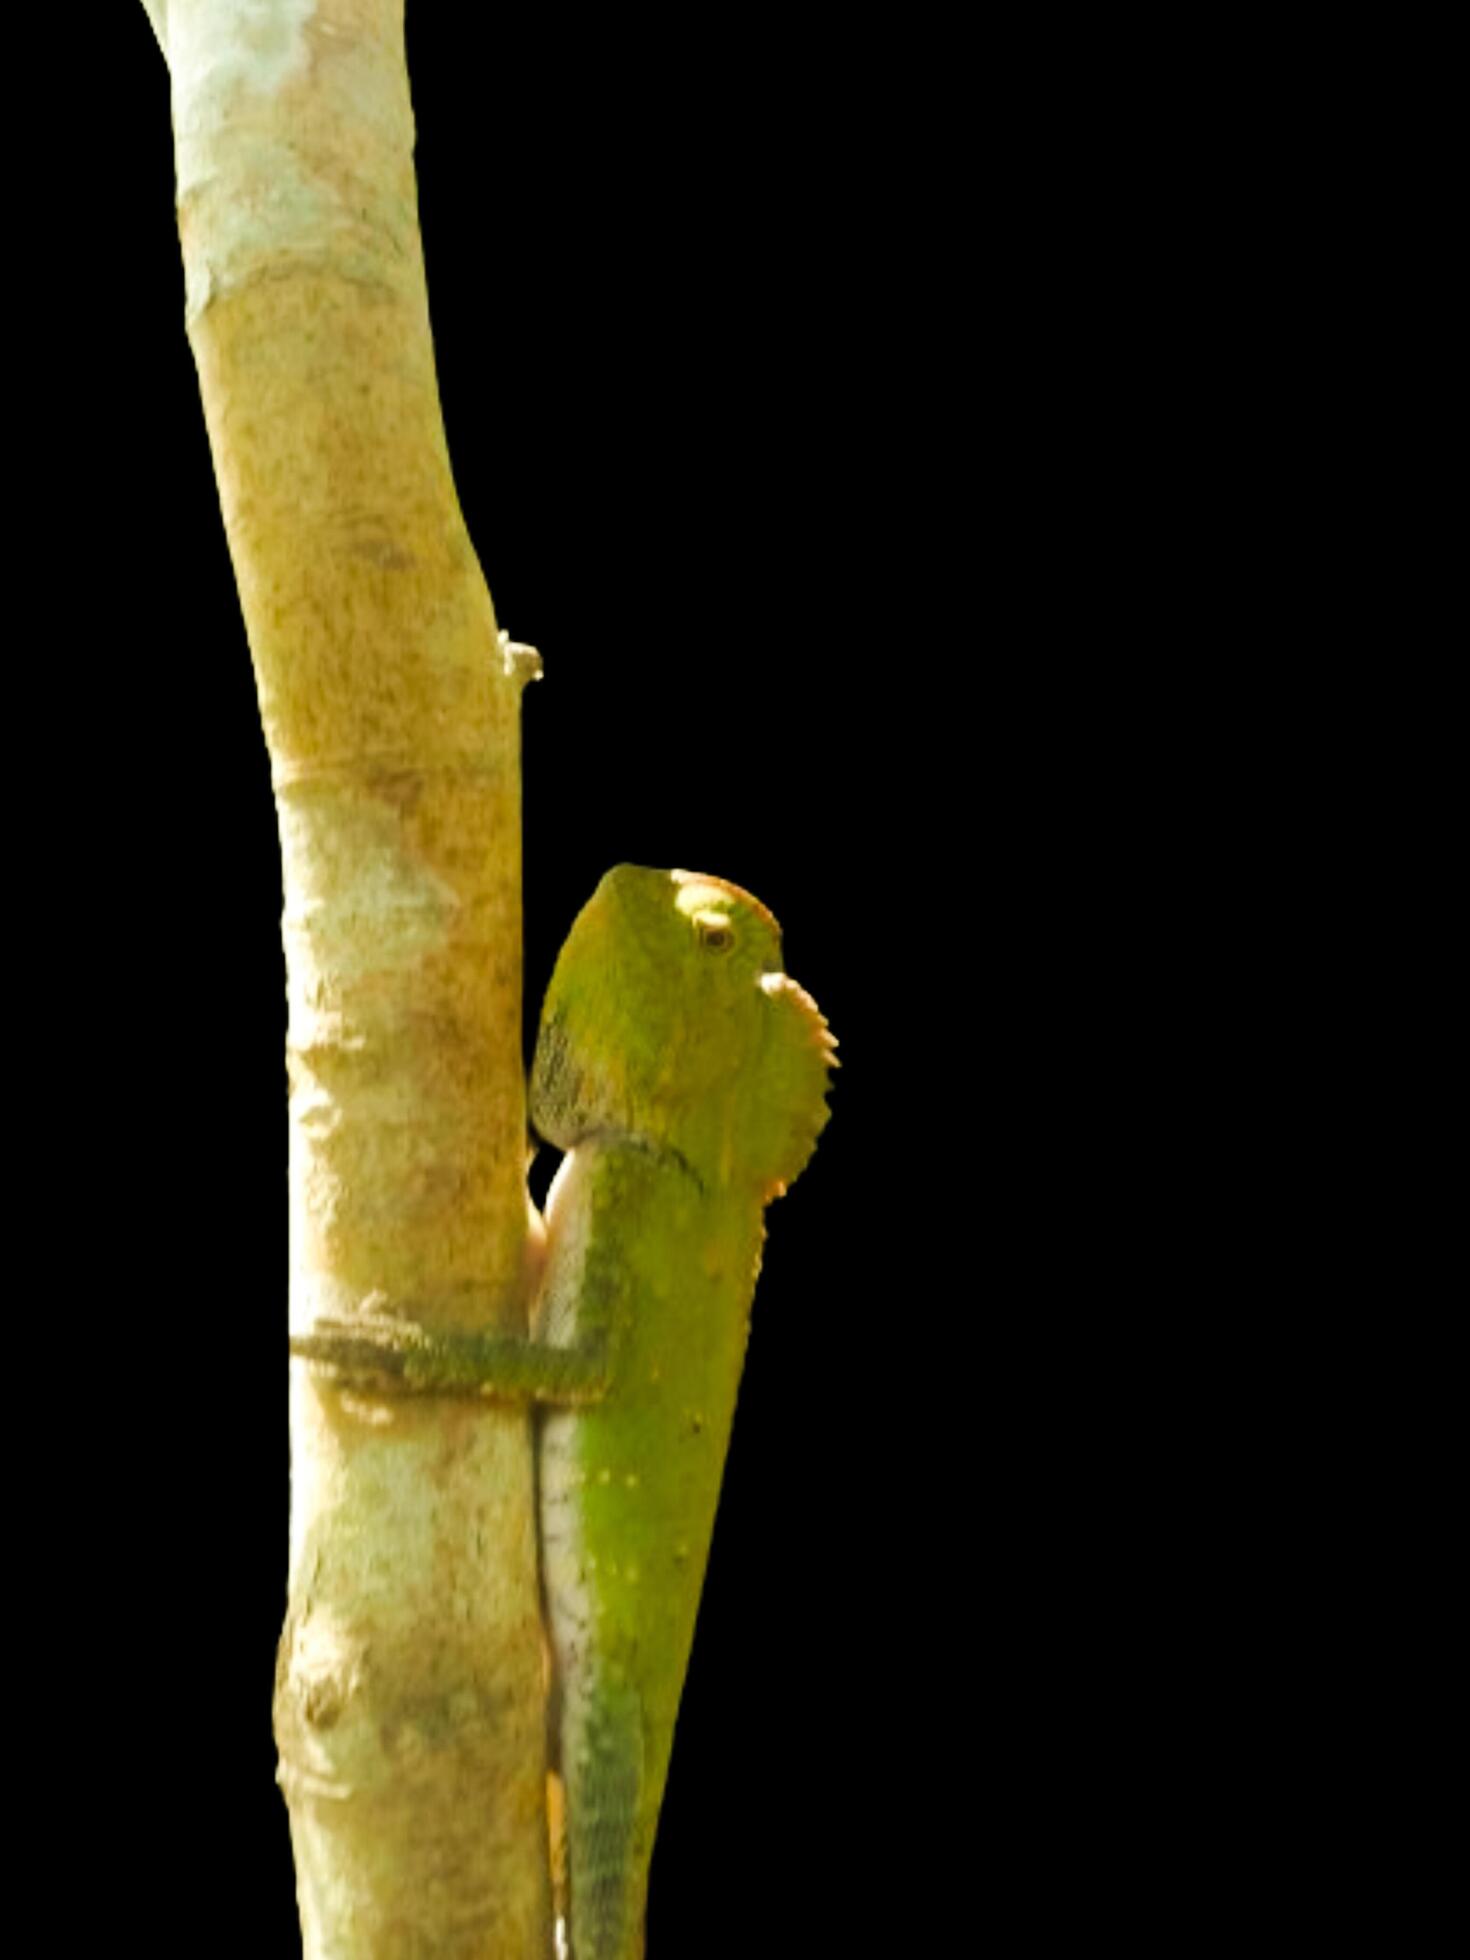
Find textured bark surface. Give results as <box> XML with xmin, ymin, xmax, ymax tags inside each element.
<box><xmin>148</xmin><ymin>3</ymin><xmax>553</xmax><ymax>1952</ymax></box>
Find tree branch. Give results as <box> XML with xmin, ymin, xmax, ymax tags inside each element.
<box><xmin>145</xmin><ymin>3</ymin><xmax>553</xmax><ymax>1951</ymax></box>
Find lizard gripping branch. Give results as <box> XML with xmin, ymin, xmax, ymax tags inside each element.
<box><xmin>286</xmin><ymin>863</ymin><xmax>835</xmax><ymax>1959</ymax></box>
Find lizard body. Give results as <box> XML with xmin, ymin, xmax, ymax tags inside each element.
<box><xmin>529</xmin><ymin>865</ymin><xmax>834</xmax><ymax>1960</ymax></box>
<box><xmin>290</xmin><ymin>864</ymin><xmax>835</xmax><ymax>1959</ymax></box>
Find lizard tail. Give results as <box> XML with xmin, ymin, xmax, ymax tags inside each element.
<box><xmin>563</xmin><ymin>1671</ymin><xmax>646</xmax><ymax>1960</ymax></box>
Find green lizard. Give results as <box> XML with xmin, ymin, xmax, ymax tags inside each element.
<box><xmin>529</xmin><ymin>866</ymin><xmax>834</xmax><ymax>1959</ymax></box>
<box><xmin>291</xmin><ymin>864</ymin><xmax>835</xmax><ymax>1959</ymax></box>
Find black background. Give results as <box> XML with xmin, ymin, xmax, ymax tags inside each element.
<box><xmin>18</xmin><ymin>10</ymin><xmax>1322</xmax><ymax>1956</ymax></box>
<box><xmin>36</xmin><ymin>11</ymin><xmax>948</xmax><ymax>1954</ymax></box>
<box><xmin>13</xmin><ymin>10</ymin><xmax>1406</xmax><ymax>1950</ymax></box>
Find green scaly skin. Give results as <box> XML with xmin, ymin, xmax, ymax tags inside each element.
<box><xmin>288</xmin><ymin>864</ymin><xmax>835</xmax><ymax>1960</ymax></box>
<box><xmin>531</xmin><ymin>867</ymin><xmax>834</xmax><ymax>1960</ymax></box>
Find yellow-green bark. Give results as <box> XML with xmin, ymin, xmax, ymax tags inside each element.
<box><xmin>146</xmin><ymin>3</ymin><xmax>552</xmax><ymax>1952</ymax></box>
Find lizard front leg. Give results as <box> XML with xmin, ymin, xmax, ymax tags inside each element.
<box><xmin>289</xmin><ymin>1311</ymin><xmax>609</xmax><ymax>1404</ymax></box>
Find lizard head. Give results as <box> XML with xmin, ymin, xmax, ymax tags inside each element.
<box><xmin>530</xmin><ymin>865</ymin><xmax>836</xmax><ymax>1199</ymax></box>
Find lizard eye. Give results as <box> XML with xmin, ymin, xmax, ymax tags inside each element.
<box><xmin>693</xmin><ymin>911</ymin><xmax>735</xmax><ymax>952</ymax></box>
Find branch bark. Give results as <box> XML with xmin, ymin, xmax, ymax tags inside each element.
<box><xmin>146</xmin><ymin>4</ymin><xmax>552</xmax><ymax>1952</ymax></box>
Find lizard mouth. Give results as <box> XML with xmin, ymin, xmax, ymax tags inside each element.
<box><xmin>754</xmin><ymin>968</ymin><xmax>838</xmax><ymax>1198</ymax></box>
<box><xmin>760</xmin><ymin>969</ymin><xmax>839</xmax><ymax>1062</ymax></box>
